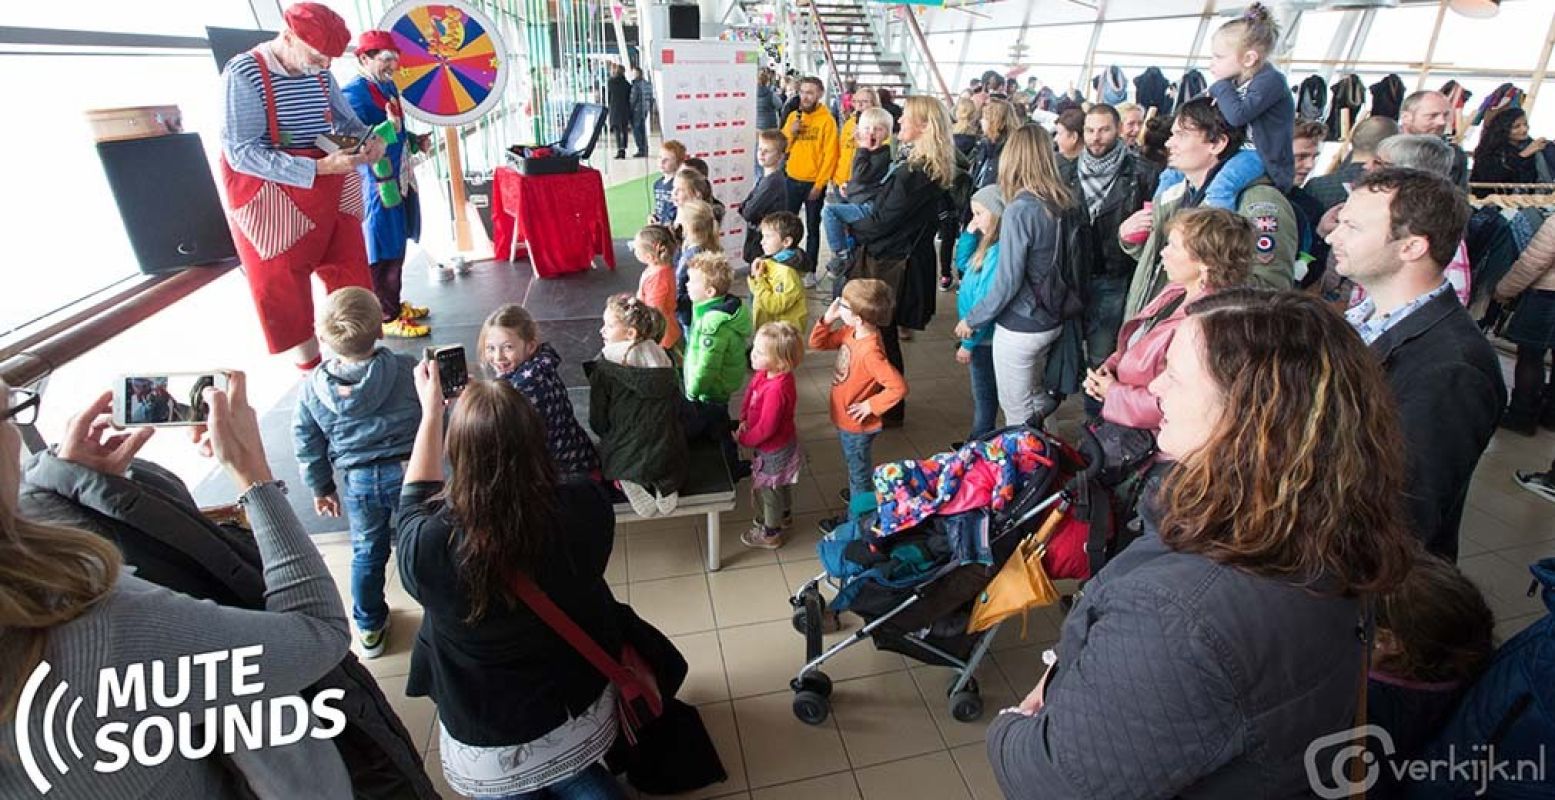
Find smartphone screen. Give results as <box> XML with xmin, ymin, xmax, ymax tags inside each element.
<box><xmin>120</xmin><ymin>372</ymin><xmax>226</xmax><ymax>426</ymax></box>
<box><xmin>426</xmin><ymin>346</ymin><xmax>469</xmax><ymax>398</ymax></box>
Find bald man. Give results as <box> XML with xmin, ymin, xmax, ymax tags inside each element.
<box><xmin>1304</xmin><ymin>115</ymin><xmax>1399</xmax><ymax>213</ymax></box>
<box><xmin>1400</xmin><ymin>90</ymin><xmax>1469</xmax><ymax>189</ymax></box>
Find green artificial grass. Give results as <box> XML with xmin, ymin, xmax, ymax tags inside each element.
<box><xmin>605</xmin><ymin>174</ymin><xmax>656</xmax><ymax>240</ymax></box>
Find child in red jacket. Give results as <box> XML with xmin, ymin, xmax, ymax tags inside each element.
<box><xmin>736</xmin><ymin>322</ymin><xmax>805</xmax><ymax>549</ymax></box>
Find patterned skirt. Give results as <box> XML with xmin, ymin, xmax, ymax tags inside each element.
<box><xmin>1505</xmin><ymin>289</ymin><xmax>1555</xmax><ymax>349</ymax></box>
<box><xmin>752</xmin><ymin>440</ymin><xmax>804</xmax><ymax>491</ymax></box>
<box><xmin>438</xmin><ymin>684</ymin><xmax>618</xmax><ymax>797</ymax></box>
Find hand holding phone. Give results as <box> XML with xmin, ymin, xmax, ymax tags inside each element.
<box><xmin>114</xmin><ymin>371</ymin><xmax>230</xmax><ymax>427</ymax></box>
<box><xmin>57</xmin><ymin>391</ymin><xmax>155</xmax><ymax>477</ymax></box>
<box><xmin>423</xmin><ymin>346</ymin><xmax>469</xmax><ymax>399</ymax></box>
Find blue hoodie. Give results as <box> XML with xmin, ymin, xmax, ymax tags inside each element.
<box><xmin>293</xmin><ymin>347</ymin><xmax>420</xmax><ymax>497</ymax></box>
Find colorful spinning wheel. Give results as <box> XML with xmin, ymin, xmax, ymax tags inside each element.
<box><xmin>380</xmin><ymin>0</ymin><xmax>508</xmax><ymax>126</ymax></box>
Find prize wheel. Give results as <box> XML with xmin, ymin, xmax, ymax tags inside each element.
<box><xmin>380</xmin><ymin>0</ymin><xmax>508</xmax><ymax>125</ymax></box>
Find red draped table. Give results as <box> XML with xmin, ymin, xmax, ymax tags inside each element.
<box><xmin>490</xmin><ymin>165</ymin><xmax>616</xmax><ymax>277</ymax></box>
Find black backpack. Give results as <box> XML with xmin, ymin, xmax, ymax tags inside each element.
<box><xmin>1046</xmin><ymin>202</ymin><xmax>1096</xmax><ymax>321</ymax></box>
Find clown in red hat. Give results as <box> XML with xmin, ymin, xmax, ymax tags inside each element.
<box><xmin>342</xmin><ymin>29</ymin><xmax>437</xmax><ymax>338</ymax></box>
<box><xmin>218</xmin><ymin>2</ymin><xmax>391</xmax><ymax>369</ymax></box>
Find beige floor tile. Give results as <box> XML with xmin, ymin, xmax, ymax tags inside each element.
<box><xmin>713</xmin><ymin>517</ymin><xmax>783</xmax><ymax>570</ymax></box>
<box><xmin>988</xmin><ymin>606</ymin><xmax>1064</xmax><ymax>652</ymax></box>
<box><xmin>628</xmin><ymin>527</ymin><xmax>707</xmax><ymax>582</ymax></box>
<box><xmin>854</xmin><ymin>751</ymin><xmax>971</xmax><ymax>800</ymax></box>
<box><xmin>356</xmin><ymin>607</ymin><xmax>420</xmax><ymax>680</ymax></box>
<box><xmin>708</xmin><ymin>564</ymin><xmax>794</xmax><ymax>628</ymax></box>
<box><xmin>733</xmin><ymin>691</ymin><xmax>850</xmax><ymax>789</ymax></box>
<box><xmin>910</xmin><ymin>662</ymin><xmax>1018</xmax><ymax>749</ymax></box>
<box><xmin>673</xmin><ymin>630</ymin><xmax>733</xmax><ymax>705</ymax></box>
<box><xmin>991</xmin><ymin>644</ymin><xmax>1052</xmax><ymax>696</ymax></box>
<box><xmin>630</xmin><ymin>574</ymin><xmax>716</xmax><ymax>635</ymax></box>
<box><xmin>831</xmin><ymin>671</ymin><xmax>947</xmax><ymax>768</ymax></box>
<box><xmin>749</xmin><ymin>771</ymin><xmax>861</xmax><ymax>800</ymax></box>
<box><xmin>719</xmin><ymin>620</ymin><xmax>806</xmax><ymax>699</ymax></box>
<box><xmin>1496</xmin><ymin>612</ymin><xmax>1541</xmax><ymax>643</ymax></box>
<box><xmin>775</xmin><ymin>512</ymin><xmax>830</xmax><ymax>563</ymax></box>
<box><xmin>605</xmin><ymin>537</ymin><xmax>629</xmax><ymax>584</ymax></box>
<box><xmin>949</xmin><ymin>742</ymin><xmax>1003</xmax><ymax>800</ymax></box>
<box><xmin>377</xmin><ymin>674</ymin><xmax>438</xmax><ymax>754</ymax></box>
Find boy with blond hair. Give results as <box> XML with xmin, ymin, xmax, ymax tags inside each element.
<box><xmin>683</xmin><ymin>252</ymin><xmax>754</xmax><ymax>477</ymax></box>
<box><xmin>809</xmin><ymin>278</ymin><xmax>907</xmax><ymax>528</ymax></box>
<box><xmin>293</xmin><ymin>286</ymin><xmax>419</xmax><ymax>658</ymax></box>
<box><xmin>651</xmin><ymin>139</ymin><xmax>688</xmax><ymax>224</ymax></box>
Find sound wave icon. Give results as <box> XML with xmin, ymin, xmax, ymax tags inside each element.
<box><xmin>15</xmin><ymin>661</ymin><xmax>88</xmax><ymax>795</ymax></box>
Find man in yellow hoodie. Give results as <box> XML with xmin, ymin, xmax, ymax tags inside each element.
<box><xmin>782</xmin><ymin>76</ymin><xmax>840</xmax><ymax>287</ymax></box>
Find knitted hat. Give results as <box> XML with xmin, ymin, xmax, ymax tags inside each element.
<box><xmin>284</xmin><ymin>2</ymin><xmax>351</xmax><ymax>58</ymax></box>
<box><xmin>971</xmin><ymin>185</ymin><xmax>1005</xmax><ymax>217</ymax></box>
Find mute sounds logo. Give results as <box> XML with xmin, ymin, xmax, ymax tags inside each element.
<box><xmin>15</xmin><ymin>645</ymin><xmax>346</xmax><ymax>795</ymax></box>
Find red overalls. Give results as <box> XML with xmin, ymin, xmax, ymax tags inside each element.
<box><xmin>221</xmin><ymin>48</ymin><xmax>371</xmax><ymax>354</ymax></box>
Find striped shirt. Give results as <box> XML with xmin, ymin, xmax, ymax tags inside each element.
<box><xmin>221</xmin><ymin>43</ymin><xmax>368</xmax><ymax>189</ymax></box>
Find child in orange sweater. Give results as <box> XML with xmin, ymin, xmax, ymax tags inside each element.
<box><xmin>808</xmin><ymin>278</ymin><xmax>907</xmax><ymax>529</ymax></box>
<box><xmin>632</xmin><ymin>224</ymin><xmax>682</xmax><ymax>350</ymax></box>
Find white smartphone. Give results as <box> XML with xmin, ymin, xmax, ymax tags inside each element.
<box><xmin>112</xmin><ymin>371</ymin><xmax>230</xmax><ymax>427</ymax></box>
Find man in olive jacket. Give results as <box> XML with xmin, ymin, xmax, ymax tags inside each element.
<box><xmin>1121</xmin><ymin>98</ymin><xmax>1296</xmax><ymax>318</ymax></box>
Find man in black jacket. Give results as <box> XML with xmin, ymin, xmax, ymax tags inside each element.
<box><xmin>1058</xmin><ymin>104</ymin><xmax>1160</xmax><ymax>389</ymax></box>
<box><xmin>606</xmin><ymin>63</ymin><xmax>632</xmax><ymax>159</ymax></box>
<box><xmin>628</xmin><ymin>66</ymin><xmax>653</xmax><ymax>158</ymax></box>
<box><xmin>1328</xmin><ymin>168</ymin><xmax>1505</xmax><ymax>560</ymax></box>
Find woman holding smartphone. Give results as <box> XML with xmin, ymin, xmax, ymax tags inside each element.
<box><xmin>0</xmin><ymin>374</ymin><xmax>353</xmax><ymax>798</ymax></box>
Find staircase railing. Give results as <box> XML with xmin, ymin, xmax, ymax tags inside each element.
<box><xmin>802</xmin><ymin>0</ymin><xmax>846</xmax><ymax>93</ymax></box>
<box><xmin>859</xmin><ymin>3</ymin><xmax>952</xmax><ymax>104</ymax></box>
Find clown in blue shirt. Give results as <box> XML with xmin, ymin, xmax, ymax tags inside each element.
<box><xmin>342</xmin><ymin>29</ymin><xmax>434</xmax><ymax>337</ymax></box>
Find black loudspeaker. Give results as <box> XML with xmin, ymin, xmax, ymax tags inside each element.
<box><xmin>668</xmin><ymin>5</ymin><xmax>700</xmax><ymax>39</ymax></box>
<box><xmin>96</xmin><ymin>133</ymin><xmax>237</xmax><ymax>274</ymax></box>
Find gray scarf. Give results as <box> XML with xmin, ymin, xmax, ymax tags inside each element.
<box><xmin>1078</xmin><ymin>141</ymin><xmax>1127</xmax><ymax>219</ymax></box>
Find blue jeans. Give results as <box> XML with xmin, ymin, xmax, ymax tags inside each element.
<box><xmin>342</xmin><ymin>461</ymin><xmax>404</xmax><ymax>632</ymax></box>
<box><xmin>839</xmin><ymin>430</ymin><xmax>879</xmax><ymax>518</ymax></box>
<box><xmin>821</xmin><ymin>201</ymin><xmax>872</xmax><ymax>256</ymax></box>
<box><xmin>784</xmin><ymin>176</ymin><xmax>825</xmax><ymax>267</ymax></box>
<box><xmin>477</xmin><ymin>763</ymin><xmax>624</xmax><ymax>800</ymax></box>
<box><xmin>1083</xmin><ymin>275</ymin><xmax>1130</xmax><ymax>417</ymax></box>
<box><xmin>967</xmin><ymin>344</ymin><xmax>998</xmax><ymax>440</ymax></box>
<box><xmin>1154</xmin><ymin>149</ymin><xmax>1264</xmax><ymax>210</ymax></box>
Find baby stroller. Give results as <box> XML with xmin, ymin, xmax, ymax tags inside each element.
<box><xmin>786</xmin><ymin>424</ymin><xmax>1095</xmax><ymax>726</ymax></box>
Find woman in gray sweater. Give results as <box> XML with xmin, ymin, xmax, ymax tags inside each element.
<box><xmin>0</xmin><ymin>374</ymin><xmax>352</xmax><ymax>799</ymax></box>
<box><xmin>987</xmin><ymin>290</ymin><xmax>1415</xmax><ymax>798</ymax></box>
<box><xmin>955</xmin><ymin>124</ymin><xmax>1073</xmax><ymax>427</ymax></box>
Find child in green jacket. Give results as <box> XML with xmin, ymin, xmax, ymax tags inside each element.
<box><xmin>683</xmin><ymin>252</ymin><xmax>753</xmax><ymax>478</ymax></box>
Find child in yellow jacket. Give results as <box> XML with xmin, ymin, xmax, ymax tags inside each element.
<box><xmin>748</xmin><ymin>211</ymin><xmax>810</xmax><ymax>333</ymax></box>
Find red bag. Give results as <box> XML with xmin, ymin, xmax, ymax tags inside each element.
<box><xmin>1039</xmin><ymin>505</ymin><xmax>1096</xmax><ymax>581</ymax></box>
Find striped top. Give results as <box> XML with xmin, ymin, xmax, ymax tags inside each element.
<box><xmin>221</xmin><ymin>43</ymin><xmax>368</xmax><ymax>189</ymax></box>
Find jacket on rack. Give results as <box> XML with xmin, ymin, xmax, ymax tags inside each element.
<box><xmin>1497</xmin><ymin>213</ymin><xmax>1555</xmax><ymax>297</ymax></box>
<box><xmin>1178</xmin><ymin>69</ymin><xmax>1207</xmax><ymax>104</ymax></box>
<box><xmin>1326</xmin><ymin>74</ymin><xmax>1366</xmax><ymax>141</ymax></box>
<box><xmin>1297</xmin><ymin>74</ymin><xmax>1329</xmax><ymax>122</ymax></box>
<box><xmin>1097</xmin><ymin>66</ymin><xmax>1128</xmax><ymax>105</ymax></box>
<box><xmin>1133</xmin><ymin>67</ymin><xmax>1172</xmax><ymax>115</ymax></box>
<box><xmin>16</xmin><ymin>452</ymin><xmax>439</xmax><ymax>799</ymax></box>
<box><xmin>1369</xmin><ymin>74</ymin><xmax>1407</xmax><ymax>120</ymax></box>
<box><xmin>1473</xmin><ymin>83</ymin><xmax>1526</xmax><ymax>126</ymax></box>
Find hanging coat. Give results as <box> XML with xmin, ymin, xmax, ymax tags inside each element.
<box><xmin>1098</xmin><ymin>66</ymin><xmax>1129</xmax><ymax>105</ymax></box>
<box><xmin>1179</xmin><ymin>70</ymin><xmax>1208</xmax><ymax>104</ymax></box>
<box><xmin>1297</xmin><ymin>74</ymin><xmax>1329</xmax><ymax>122</ymax></box>
<box><xmin>1133</xmin><ymin>67</ymin><xmax>1172</xmax><ymax>116</ymax></box>
<box><xmin>1326</xmin><ymin>74</ymin><xmax>1366</xmax><ymax>141</ymax></box>
<box><xmin>1369</xmin><ymin>74</ymin><xmax>1406</xmax><ymax>120</ymax></box>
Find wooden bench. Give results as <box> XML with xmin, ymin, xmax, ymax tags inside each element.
<box><xmin>569</xmin><ymin>387</ymin><xmax>737</xmax><ymax>571</ymax></box>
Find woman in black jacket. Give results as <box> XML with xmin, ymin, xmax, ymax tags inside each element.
<box><xmin>987</xmin><ymin>290</ymin><xmax>1415</xmax><ymax>799</ymax></box>
<box><xmin>1471</xmin><ymin>107</ymin><xmax>1546</xmax><ymax>196</ymax></box>
<box><xmin>755</xmin><ymin>67</ymin><xmax>779</xmax><ymax>131</ymax></box>
<box><xmin>972</xmin><ymin>98</ymin><xmax>1022</xmax><ymax>189</ymax></box>
<box><xmin>850</xmin><ymin>95</ymin><xmax>957</xmax><ymax>424</ymax></box>
<box><xmin>399</xmin><ymin>372</ymin><xmax>624</xmax><ymax>800</ymax></box>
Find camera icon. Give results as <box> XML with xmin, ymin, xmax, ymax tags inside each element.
<box><xmin>1304</xmin><ymin>725</ymin><xmax>1397</xmax><ymax>800</ymax></box>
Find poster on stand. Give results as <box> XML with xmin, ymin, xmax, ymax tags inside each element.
<box><xmin>654</xmin><ymin>40</ymin><xmax>760</xmax><ymax>258</ymax></box>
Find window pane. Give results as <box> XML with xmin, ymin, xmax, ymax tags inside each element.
<box><xmin>0</xmin><ymin>1</ymin><xmax>254</xmax><ymax>37</ymax></box>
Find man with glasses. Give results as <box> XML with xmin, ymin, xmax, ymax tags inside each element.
<box><xmin>220</xmin><ymin>2</ymin><xmax>383</xmax><ymax>371</ymax></box>
<box><xmin>343</xmin><ymin>29</ymin><xmax>434</xmax><ymax>339</ymax></box>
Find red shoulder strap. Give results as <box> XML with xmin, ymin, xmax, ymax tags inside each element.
<box><xmin>508</xmin><ymin>571</ymin><xmax>638</xmax><ymax>689</ymax></box>
<box><xmin>248</xmin><ymin>48</ymin><xmax>282</xmax><ymax>147</ymax></box>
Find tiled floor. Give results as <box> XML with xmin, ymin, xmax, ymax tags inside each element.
<box><xmin>314</xmin><ymin>286</ymin><xmax>1555</xmax><ymax>800</ymax></box>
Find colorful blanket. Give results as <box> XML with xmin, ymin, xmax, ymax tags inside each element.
<box><xmin>871</xmin><ymin>429</ymin><xmax>1055</xmax><ymax>537</ymax></box>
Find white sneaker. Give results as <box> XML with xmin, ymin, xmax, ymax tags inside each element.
<box><xmin>358</xmin><ymin>617</ymin><xmax>390</xmax><ymax>660</ymax></box>
<box><xmin>654</xmin><ymin>490</ymin><xmax>680</xmax><ymax>515</ymax></box>
<box><xmin>1513</xmin><ymin>470</ymin><xmax>1555</xmax><ymax>505</ymax></box>
<box><xmin>621</xmin><ymin>481</ymin><xmax>659</xmax><ymax>517</ymax></box>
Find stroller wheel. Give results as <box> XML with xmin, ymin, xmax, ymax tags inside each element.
<box><xmin>791</xmin><ymin>670</ymin><xmax>833</xmax><ymax>698</ymax></box>
<box><xmin>949</xmin><ymin>690</ymin><xmax>984</xmax><ymax>723</ymax></box>
<box><xmin>946</xmin><ymin>676</ymin><xmax>979</xmax><ymax>697</ymax></box>
<box><xmin>793</xmin><ymin>690</ymin><xmax>831</xmax><ymax>725</ymax></box>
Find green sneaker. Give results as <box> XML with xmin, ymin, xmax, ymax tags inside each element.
<box><xmin>359</xmin><ymin>619</ymin><xmax>390</xmax><ymax>660</ymax></box>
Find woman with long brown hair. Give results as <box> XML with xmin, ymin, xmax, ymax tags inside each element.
<box><xmin>954</xmin><ymin>123</ymin><xmax>1073</xmax><ymax>427</ymax></box>
<box><xmin>398</xmin><ymin>369</ymin><xmax>624</xmax><ymax>799</ymax></box>
<box><xmin>987</xmin><ymin>289</ymin><xmax>1416</xmax><ymax>798</ymax></box>
<box><xmin>1</xmin><ymin>376</ymin><xmax>354</xmax><ymax>797</ymax></box>
<box><xmin>972</xmin><ymin>98</ymin><xmax>1022</xmax><ymax>189</ymax></box>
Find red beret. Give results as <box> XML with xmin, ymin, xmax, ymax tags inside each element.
<box><xmin>356</xmin><ymin>30</ymin><xmax>398</xmax><ymax>55</ymax></box>
<box><xmin>284</xmin><ymin>2</ymin><xmax>351</xmax><ymax>58</ymax></box>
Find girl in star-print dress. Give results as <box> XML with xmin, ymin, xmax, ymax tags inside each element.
<box><xmin>479</xmin><ymin>305</ymin><xmax>601</xmax><ymax>483</ymax></box>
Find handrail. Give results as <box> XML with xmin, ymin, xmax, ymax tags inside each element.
<box><xmin>803</xmin><ymin>0</ymin><xmax>846</xmax><ymax>92</ymax></box>
<box><xmin>0</xmin><ymin>260</ymin><xmax>238</xmax><ymax>389</ymax></box>
<box><xmin>900</xmin><ymin>4</ymin><xmax>952</xmax><ymax>105</ymax></box>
